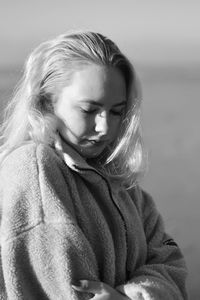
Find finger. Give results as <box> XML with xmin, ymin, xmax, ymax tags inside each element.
<box><xmin>72</xmin><ymin>280</ymin><xmax>89</xmax><ymax>291</ymax></box>
<box><xmin>72</xmin><ymin>280</ymin><xmax>104</xmax><ymax>293</ymax></box>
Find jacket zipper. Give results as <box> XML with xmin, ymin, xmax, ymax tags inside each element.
<box><xmin>75</xmin><ymin>165</ymin><xmax>129</xmax><ymax>282</ymax></box>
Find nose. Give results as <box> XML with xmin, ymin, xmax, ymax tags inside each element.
<box><xmin>95</xmin><ymin>111</ymin><xmax>109</xmax><ymax>136</ymax></box>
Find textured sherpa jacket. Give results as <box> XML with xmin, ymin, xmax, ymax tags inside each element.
<box><xmin>0</xmin><ymin>141</ymin><xmax>187</xmax><ymax>300</ymax></box>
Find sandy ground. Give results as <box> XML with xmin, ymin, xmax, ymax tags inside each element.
<box><xmin>0</xmin><ymin>64</ymin><xmax>200</xmax><ymax>299</ymax></box>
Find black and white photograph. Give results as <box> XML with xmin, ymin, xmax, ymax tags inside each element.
<box><xmin>0</xmin><ymin>1</ymin><xmax>199</xmax><ymax>299</ymax></box>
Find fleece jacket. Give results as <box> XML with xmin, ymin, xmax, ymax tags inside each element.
<box><xmin>0</xmin><ymin>142</ymin><xmax>188</xmax><ymax>299</ymax></box>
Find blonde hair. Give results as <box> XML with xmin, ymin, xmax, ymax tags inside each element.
<box><xmin>0</xmin><ymin>30</ymin><xmax>145</xmax><ymax>187</ymax></box>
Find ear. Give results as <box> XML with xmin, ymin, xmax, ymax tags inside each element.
<box><xmin>37</xmin><ymin>93</ymin><xmax>54</xmax><ymax>114</ymax></box>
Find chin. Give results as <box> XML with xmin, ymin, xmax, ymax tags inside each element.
<box><xmin>80</xmin><ymin>146</ymin><xmax>106</xmax><ymax>159</ymax></box>
<box><xmin>80</xmin><ymin>150</ymin><xmax>102</xmax><ymax>159</ymax></box>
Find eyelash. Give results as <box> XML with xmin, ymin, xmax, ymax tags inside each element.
<box><xmin>81</xmin><ymin>109</ymin><xmax>96</xmax><ymax>114</ymax></box>
<box><xmin>81</xmin><ymin>109</ymin><xmax>124</xmax><ymax>116</ymax></box>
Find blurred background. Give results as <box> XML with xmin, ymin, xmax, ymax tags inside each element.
<box><xmin>0</xmin><ymin>0</ymin><xmax>199</xmax><ymax>298</ymax></box>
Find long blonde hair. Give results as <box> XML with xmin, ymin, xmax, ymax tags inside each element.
<box><xmin>0</xmin><ymin>30</ymin><xmax>145</xmax><ymax>187</ymax></box>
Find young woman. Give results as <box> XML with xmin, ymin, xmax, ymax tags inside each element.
<box><xmin>0</xmin><ymin>31</ymin><xmax>187</xmax><ymax>299</ymax></box>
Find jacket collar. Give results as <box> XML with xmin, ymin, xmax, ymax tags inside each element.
<box><xmin>54</xmin><ymin>135</ymin><xmax>96</xmax><ymax>173</ymax></box>
<box><xmin>54</xmin><ymin>135</ymin><xmax>123</xmax><ymax>188</ymax></box>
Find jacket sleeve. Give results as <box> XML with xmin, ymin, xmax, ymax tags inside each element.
<box><xmin>116</xmin><ymin>188</ymin><xmax>188</xmax><ymax>300</ymax></box>
<box><xmin>0</xmin><ymin>145</ymin><xmax>98</xmax><ymax>300</ymax></box>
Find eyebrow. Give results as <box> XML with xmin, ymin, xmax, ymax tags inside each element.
<box><xmin>80</xmin><ymin>100</ymin><xmax>126</xmax><ymax>107</ymax></box>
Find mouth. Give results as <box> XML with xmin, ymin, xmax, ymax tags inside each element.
<box><xmin>87</xmin><ymin>139</ymin><xmax>107</xmax><ymax>146</ymax></box>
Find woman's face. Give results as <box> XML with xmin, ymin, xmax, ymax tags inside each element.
<box><xmin>54</xmin><ymin>64</ymin><xmax>127</xmax><ymax>158</ymax></box>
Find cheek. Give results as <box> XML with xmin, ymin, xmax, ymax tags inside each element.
<box><xmin>109</xmin><ymin>118</ymin><xmax>122</xmax><ymax>138</ymax></box>
<box><xmin>62</xmin><ymin>113</ymin><xmax>93</xmax><ymax>136</ymax></box>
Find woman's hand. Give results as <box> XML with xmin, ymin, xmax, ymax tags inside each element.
<box><xmin>72</xmin><ymin>280</ymin><xmax>131</xmax><ymax>300</ymax></box>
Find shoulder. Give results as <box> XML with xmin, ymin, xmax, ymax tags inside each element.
<box><xmin>127</xmin><ymin>185</ymin><xmax>158</xmax><ymax>220</ymax></box>
<box><xmin>127</xmin><ymin>185</ymin><xmax>166</xmax><ymax>239</ymax></box>
<box><xmin>0</xmin><ymin>143</ymin><xmax>71</xmax><ymax>240</ymax></box>
<box><xmin>1</xmin><ymin>142</ymin><xmax>63</xmax><ymax>175</ymax></box>
<box><xmin>0</xmin><ymin>143</ymin><xmax>38</xmax><ymax>185</ymax></box>
<box><xmin>0</xmin><ymin>142</ymin><xmax>67</xmax><ymax>198</ymax></box>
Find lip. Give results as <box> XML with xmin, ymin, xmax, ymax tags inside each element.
<box><xmin>87</xmin><ymin>139</ymin><xmax>107</xmax><ymax>146</ymax></box>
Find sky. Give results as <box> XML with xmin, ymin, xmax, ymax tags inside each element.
<box><xmin>0</xmin><ymin>0</ymin><xmax>200</xmax><ymax>66</ymax></box>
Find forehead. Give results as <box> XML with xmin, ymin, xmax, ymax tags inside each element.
<box><xmin>60</xmin><ymin>64</ymin><xmax>127</xmax><ymax>105</ymax></box>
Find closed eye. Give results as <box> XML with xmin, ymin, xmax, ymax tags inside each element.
<box><xmin>110</xmin><ymin>109</ymin><xmax>124</xmax><ymax>116</ymax></box>
<box><xmin>80</xmin><ymin>107</ymin><xmax>125</xmax><ymax>116</ymax></box>
<box><xmin>81</xmin><ymin>108</ymin><xmax>98</xmax><ymax>114</ymax></box>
